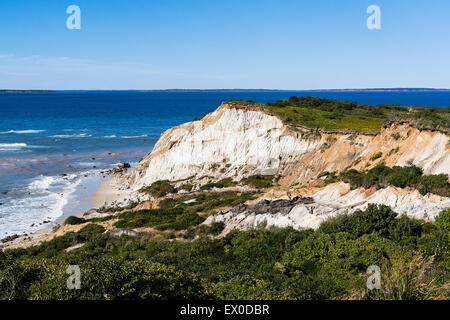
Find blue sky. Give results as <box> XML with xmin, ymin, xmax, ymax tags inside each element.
<box><xmin>1</xmin><ymin>0</ymin><xmax>449</xmax><ymax>89</ymax></box>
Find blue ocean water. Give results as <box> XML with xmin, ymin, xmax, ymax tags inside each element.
<box><xmin>0</xmin><ymin>90</ymin><xmax>449</xmax><ymax>238</ymax></box>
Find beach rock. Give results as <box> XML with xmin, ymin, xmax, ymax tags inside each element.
<box><xmin>1</xmin><ymin>234</ymin><xmax>19</xmax><ymax>243</ymax></box>
<box><xmin>51</xmin><ymin>223</ymin><xmax>61</xmax><ymax>233</ymax></box>
<box><xmin>118</xmin><ymin>162</ymin><xmax>131</xmax><ymax>169</ymax></box>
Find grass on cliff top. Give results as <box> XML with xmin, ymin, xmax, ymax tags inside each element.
<box><xmin>227</xmin><ymin>96</ymin><xmax>450</xmax><ymax>133</ymax></box>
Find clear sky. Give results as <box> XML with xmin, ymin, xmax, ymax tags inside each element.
<box><xmin>1</xmin><ymin>0</ymin><xmax>449</xmax><ymax>90</ymax></box>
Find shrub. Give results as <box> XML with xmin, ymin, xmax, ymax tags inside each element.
<box><xmin>158</xmin><ymin>198</ymin><xmax>179</xmax><ymax>209</ymax></box>
<box><xmin>213</xmin><ymin>275</ymin><xmax>274</xmax><ymax>299</ymax></box>
<box><xmin>79</xmin><ymin>224</ymin><xmax>106</xmax><ymax>237</ymax></box>
<box><xmin>65</xmin><ymin>216</ymin><xmax>85</xmax><ymax>225</ymax></box>
<box><xmin>240</xmin><ymin>175</ymin><xmax>274</xmax><ymax>188</ymax></box>
<box><xmin>417</xmin><ymin>174</ymin><xmax>450</xmax><ymax>196</ymax></box>
<box><xmin>387</xmin><ymin>165</ymin><xmax>422</xmax><ymax>188</ymax></box>
<box><xmin>156</xmin><ymin>213</ymin><xmax>205</xmax><ymax>231</ymax></box>
<box><xmin>114</xmin><ymin>207</ymin><xmax>204</xmax><ymax>231</ymax></box>
<box><xmin>339</xmin><ymin>164</ymin><xmax>450</xmax><ymax>197</ymax></box>
<box><xmin>388</xmin><ymin>215</ymin><xmax>423</xmax><ymax>242</ymax></box>
<box><xmin>323</xmin><ymin>172</ymin><xmax>338</xmax><ymax>185</ymax></box>
<box><xmin>435</xmin><ymin>208</ymin><xmax>450</xmax><ymax>232</ymax></box>
<box><xmin>319</xmin><ymin>204</ymin><xmax>397</xmax><ymax>238</ymax></box>
<box><xmin>24</xmin><ymin>256</ymin><xmax>209</xmax><ymax>300</ymax></box>
<box><xmin>179</xmin><ymin>183</ymin><xmax>193</xmax><ymax>192</ymax></box>
<box><xmin>370</xmin><ymin>152</ymin><xmax>383</xmax><ymax>161</ymax></box>
<box><xmin>209</xmin><ymin>222</ymin><xmax>225</xmax><ymax>236</ymax></box>
<box><xmin>139</xmin><ymin>180</ymin><xmax>177</xmax><ymax>197</ymax></box>
<box><xmin>200</xmin><ymin>178</ymin><xmax>237</xmax><ymax>190</ymax></box>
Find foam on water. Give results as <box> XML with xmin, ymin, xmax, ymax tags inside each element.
<box><xmin>0</xmin><ymin>173</ymin><xmax>84</xmax><ymax>238</ymax></box>
<box><xmin>50</xmin><ymin>133</ymin><xmax>92</xmax><ymax>138</ymax></box>
<box><xmin>0</xmin><ymin>130</ymin><xmax>46</xmax><ymax>134</ymax></box>
<box><xmin>122</xmin><ymin>134</ymin><xmax>148</xmax><ymax>138</ymax></box>
<box><xmin>0</xmin><ymin>143</ymin><xmax>28</xmax><ymax>151</ymax></box>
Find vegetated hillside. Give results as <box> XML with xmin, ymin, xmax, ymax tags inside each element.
<box><xmin>2</xmin><ymin>96</ymin><xmax>449</xmax><ymax>301</ymax></box>
<box><xmin>228</xmin><ymin>96</ymin><xmax>450</xmax><ymax>133</ymax></box>
<box><xmin>1</xmin><ymin>202</ymin><xmax>449</xmax><ymax>300</ymax></box>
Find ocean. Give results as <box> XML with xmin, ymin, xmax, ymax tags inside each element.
<box><xmin>1</xmin><ymin>90</ymin><xmax>450</xmax><ymax>238</ymax></box>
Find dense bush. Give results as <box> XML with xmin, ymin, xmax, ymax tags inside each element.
<box><xmin>65</xmin><ymin>216</ymin><xmax>85</xmax><ymax>225</ymax></box>
<box><xmin>209</xmin><ymin>222</ymin><xmax>225</xmax><ymax>236</ymax></box>
<box><xmin>139</xmin><ymin>180</ymin><xmax>177</xmax><ymax>197</ymax></box>
<box><xmin>240</xmin><ymin>175</ymin><xmax>274</xmax><ymax>188</ymax></box>
<box><xmin>21</xmin><ymin>256</ymin><xmax>209</xmax><ymax>300</ymax></box>
<box><xmin>2</xmin><ymin>201</ymin><xmax>448</xmax><ymax>300</ymax></box>
<box><xmin>319</xmin><ymin>204</ymin><xmax>398</xmax><ymax>238</ymax></box>
<box><xmin>435</xmin><ymin>208</ymin><xmax>450</xmax><ymax>231</ymax></box>
<box><xmin>339</xmin><ymin>164</ymin><xmax>450</xmax><ymax>197</ymax></box>
<box><xmin>201</xmin><ymin>178</ymin><xmax>237</xmax><ymax>190</ymax></box>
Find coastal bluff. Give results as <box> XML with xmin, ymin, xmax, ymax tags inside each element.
<box><xmin>94</xmin><ymin>101</ymin><xmax>450</xmax><ymax>232</ymax></box>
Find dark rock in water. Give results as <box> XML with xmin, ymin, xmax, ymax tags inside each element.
<box><xmin>0</xmin><ymin>203</ymin><xmax>2</xmax><ymax>206</ymax></box>
<box><xmin>91</xmin><ymin>157</ymin><xmax>96</xmax><ymax>160</ymax></box>
<box><xmin>108</xmin><ymin>229</ymin><xmax>141</xmax><ymax>238</ymax></box>
<box><xmin>1</xmin><ymin>191</ymin><xmax>7</xmax><ymax>195</ymax></box>
<box><xmin>1</xmin><ymin>234</ymin><xmax>19</xmax><ymax>243</ymax></box>
<box><xmin>107</xmin><ymin>162</ymin><xmax>131</xmax><ymax>175</ymax></box>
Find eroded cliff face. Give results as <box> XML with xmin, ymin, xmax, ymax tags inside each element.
<box><xmin>278</xmin><ymin>122</ymin><xmax>450</xmax><ymax>187</ymax></box>
<box><xmin>111</xmin><ymin>103</ymin><xmax>324</xmax><ymax>193</ymax></box>
<box><xmin>99</xmin><ymin>103</ymin><xmax>450</xmax><ymax>228</ymax></box>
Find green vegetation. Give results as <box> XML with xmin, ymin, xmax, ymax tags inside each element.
<box><xmin>339</xmin><ymin>164</ymin><xmax>450</xmax><ymax>197</ymax></box>
<box><xmin>435</xmin><ymin>209</ymin><xmax>450</xmax><ymax>232</ymax></box>
<box><xmin>240</xmin><ymin>174</ymin><xmax>275</xmax><ymax>188</ymax></box>
<box><xmin>200</xmin><ymin>178</ymin><xmax>237</xmax><ymax>190</ymax></box>
<box><xmin>1</xmin><ymin>203</ymin><xmax>448</xmax><ymax>300</ymax></box>
<box><xmin>318</xmin><ymin>171</ymin><xmax>339</xmax><ymax>186</ymax></box>
<box><xmin>139</xmin><ymin>180</ymin><xmax>177</xmax><ymax>197</ymax></box>
<box><xmin>179</xmin><ymin>183</ymin><xmax>193</xmax><ymax>192</ymax></box>
<box><xmin>370</xmin><ymin>151</ymin><xmax>383</xmax><ymax>161</ymax></box>
<box><xmin>209</xmin><ymin>222</ymin><xmax>226</xmax><ymax>236</ymax></box>
<box><xmin>228</xmin><ymin>96</ymin><xmax>450</xmax><ymax>133</ymax></box>
<box><xmin>65</xmin><ymin>216</ymin><xmax>85</xmax><ymax>225</ymax></box>
<box><xmin>114</xmin><ymin>207</ymin><xmax>205</xmax><ymax>231</ymax></box>
<box><xmin>115</xmin><ymin>191</ymin><xmax>256</xmax><ymax>230</ymax></box>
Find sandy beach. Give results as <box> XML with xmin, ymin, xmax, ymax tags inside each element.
<box><xmin>91</xmin><ymin>175</ymin><xmax>133</xmax><ymax>208</ymax></box>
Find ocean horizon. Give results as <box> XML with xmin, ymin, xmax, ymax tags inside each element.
<box><xmin>1</xmin><ymin>89</ymin><xmax>450</xmax><ymax>239</ymax></box>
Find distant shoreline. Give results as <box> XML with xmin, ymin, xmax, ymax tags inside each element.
<box><xmin>1</xmin><ymin>88</ymin><xmax>450</xmax><ymax>93</ymax></box>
